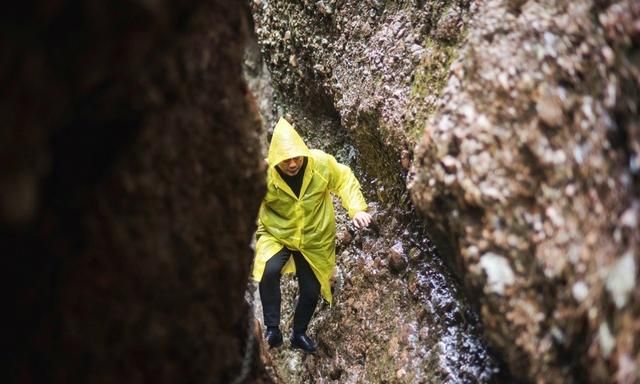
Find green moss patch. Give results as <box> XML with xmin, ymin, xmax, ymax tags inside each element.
<box><xmin>407</xmin><ymin>37</ymin><xmax>461</xmax><ymax>141</ymax></box>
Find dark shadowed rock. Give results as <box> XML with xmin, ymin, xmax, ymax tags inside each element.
<box><xmin>388</xmin><ymin>241</ymin><xmax>408</xmax><ymax>273</ymax></box>
<box><xmin>336</xmin><ymin>228</ymin><xmax>353</xmax><ymax>248</ymax></box>
<box><xmin>2</xmin><ymin>1</ymin><xmax>272</xmax><ymax>383</ymax></box>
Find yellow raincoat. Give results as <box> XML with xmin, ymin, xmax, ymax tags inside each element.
<box><xmin>252</xmin><ymin>118</ymin><xmax>367</xmax><ymax>304</ymax></box>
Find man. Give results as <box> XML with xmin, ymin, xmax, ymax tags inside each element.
<box><xmin>252</xmin><ymin>117</ymin><xmax>372</xmax><ymax>353</ymax></box>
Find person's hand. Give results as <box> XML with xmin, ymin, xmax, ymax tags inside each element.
<box><xmin>352</xmin><ymin>211</ymin><xmax>372</xmax><ymax>229</ymax></box>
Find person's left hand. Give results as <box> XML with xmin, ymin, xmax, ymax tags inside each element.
<box><xmin>353</xmin><ymin>211</ymin><xmax>372</xmax><ymax>229</ymax></box>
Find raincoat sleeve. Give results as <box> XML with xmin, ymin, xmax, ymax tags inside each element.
<box><xmin>326</xmin><ymin>154</ymin><xmax>368</xmax><ymax>219</ymax></box>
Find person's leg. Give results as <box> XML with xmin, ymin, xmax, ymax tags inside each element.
<box><xmin>258</xmin><ymin>248</ymin><xmax>290</xmax><ymax>329</ymax></box>
<box><xmin>291</xmin><ymin>251</ymin><xmax>320</xmax><ymax>335</ymax></box>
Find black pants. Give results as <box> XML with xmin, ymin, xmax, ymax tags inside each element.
<box><xmin>259</xmin><ymin>248</ymin><xmax>320</xmax><ymax>334</ymax></box>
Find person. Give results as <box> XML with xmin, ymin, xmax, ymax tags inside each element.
<box><xmin>252</xmin><ymin>117</ymin><xmax>372</xmax><ymax>353</ymax></box>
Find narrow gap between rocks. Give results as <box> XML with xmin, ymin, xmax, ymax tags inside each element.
<box><xmin>242</xmin><ymin>12</ymin><xmax>508</xmax><ymax>382</ymax></box>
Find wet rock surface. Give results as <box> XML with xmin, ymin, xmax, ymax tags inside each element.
<box><xmin>254</xmin><ymin>206</ymin><xmax>501</xmax><ymax>383</ymax></box>
<box><xmin>248</xmin><ymin>0</ymin><xmax>505</xmax><ymax>383</ymax></box>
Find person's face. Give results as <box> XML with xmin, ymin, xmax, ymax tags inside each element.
<box><xmin>277</xmin><ymin>156</ymin><xmax>304</xmax><ymax>176</ymax></box>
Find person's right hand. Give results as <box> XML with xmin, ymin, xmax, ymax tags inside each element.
<box><xmin>352</xmin><ymin>211</ymin><xmax>372</xmax><ymax>229</ymax></box>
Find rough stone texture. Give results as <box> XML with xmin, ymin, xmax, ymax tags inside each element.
<box><xmin>244</xmin><ymin>31</ymin><xmax>277</xmax><ymax>154</ymax></box>
<box><xmin>251</xmin><ymin>0</ymin><xmax>471</xmax><ymax>202</ymax></box>
<box><xmin>247</xmin><ymin>0</ymin><xmax>640</xmax><ymax>382</ymax></box>
<box><xmin>256</xmin><ymin>209</ymin><xmax>502</xmax><ymax>383</ymax></box>
<box><xmin>410</xmin><ymin>0</ymin><xmax>640</xmax><ymax>382</ymax></box>
<box><xmin>3</xmin><ymin>1</ymin><xmax>271</xmax><ymax>383</ymax></box>
<box><xmin>249</xmin><ymin>1</ymin><xmax>505</xmax><ymax>382</ymax></box>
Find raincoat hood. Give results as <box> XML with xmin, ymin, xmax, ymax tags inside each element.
<box><xmin>267</xmin><ymin>117</ymin><xmax>311</xmax><ymax>167</ymax></box>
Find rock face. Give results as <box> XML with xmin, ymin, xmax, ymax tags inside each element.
<box><xmin>251</xmin><ymin>0</ymin><xmax>469</xmax><ymax>202</ymax></box>
<box><xmin>248</xmin><ymin>0</ymin><xmax>640</xmax><ymax>383</ymax></box>
<box><xmin>249</xmin><ymin>1</ymin><xmax>504</xmax><ymax>383</ymax></box>
<box><xmin>255</xmin><ymin>211</ymin><xmax>501</xmax><ymax>383</ymax></box>
<box><xmin>410</xmin><ymin>0</ymin><xmax>640</xmax><ymax>383</ymax></box>
<box><xmin>3</xmin><ymin>1</ymin><xmax>270</xmax><ymax>383</ymax></box>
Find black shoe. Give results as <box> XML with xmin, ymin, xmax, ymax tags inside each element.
<box><xmin>290</xmin><ymin>332</ymin><xmax>317</xmax><ymax>353</ymax></box>
<box><xmin>265</xmin><ymin>327</ymin><xmax>283</xmax><ymax>348</ymax></box>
